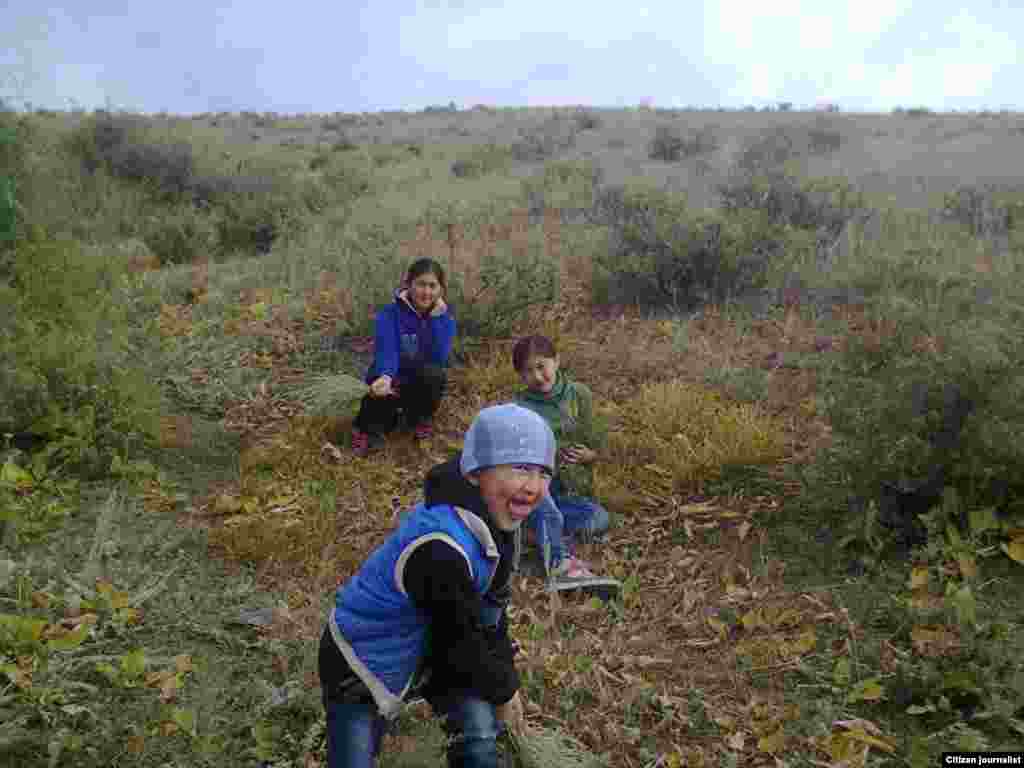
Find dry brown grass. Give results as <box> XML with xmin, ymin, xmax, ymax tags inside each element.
<box><xmin>601</xmin><ymin>379</ymin><xmax>788</xmax><ymax>500</ymax></box>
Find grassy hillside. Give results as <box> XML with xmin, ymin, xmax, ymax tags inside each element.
<box><xmin>2</xmin><ymin>104</ymin><xmax>1024</xmax><ymax>767</ymax></box>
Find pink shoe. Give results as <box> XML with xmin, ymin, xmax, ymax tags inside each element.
<box><xmin>352</xmin><ymin>429</ymin><xmax>370</xmax><ymax>457</ymax></box>
<box><xmin>550</xmin><ymin>556</ymin><xmax>597</xmax><ymax>581</ymax></box>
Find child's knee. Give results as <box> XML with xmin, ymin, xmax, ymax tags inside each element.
<box><xmin>421</xmin><ymin>364</ymin><xmax>447</xmax><ymax>384</ymax></box>
<box><xmin>588</xmin><ymin>502</ymin><xmax>611</xmax><ymax>533</ymax></box>
<box><xmin>441</xmin><ymin>696</ymin><xmax>501</xmax><ymax>745</ymax></box>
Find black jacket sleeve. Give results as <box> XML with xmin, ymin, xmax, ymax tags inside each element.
<box><xmin>403</xmin><ymin>539</ymin><xmax>519</xmax><ymax>706</ymax></box>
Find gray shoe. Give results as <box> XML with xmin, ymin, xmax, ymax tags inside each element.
<box><xmin>546</xmin><ymin>557</ymin><xmax>621</xmax><ymax>599</ymax></box>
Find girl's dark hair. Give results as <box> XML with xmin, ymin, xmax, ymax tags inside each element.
<box><xmin>512</xmin><ymin>335</ymin><xmax>558</xmax><ymax>373</ymax></box>
<box><xmin>405</xmin><ymin>258</ymin><xmax>447</xmax><ymax>296</ymax></box>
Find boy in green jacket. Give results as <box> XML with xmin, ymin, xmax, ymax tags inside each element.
<box><xmin>513</xmin><ymin>335</ymin><xmax>617</xmax><ymax>592</ymax></box>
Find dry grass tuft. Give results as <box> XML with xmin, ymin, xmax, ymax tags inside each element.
<box><xmin>510</xmin><ymin>725</ymin><xmax>606</xmax><ymax>768</ymax></box>
<box><xmin>602</xmin><ymin>379</ymin><xmax>788</xmax><ymax>498</ymax></box>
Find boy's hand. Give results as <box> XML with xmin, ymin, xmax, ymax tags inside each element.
<box><xmin>495</xmin><ymin>691</ymin><xmax>525</xmax><ymax>734</ymax></box>
<box><xmin>560</xmin><ymin>445</ymin><xmax>596</xmax><ymax>465</ymax></box>
<box><xmin>369</xmin><ymin>376</ymin><xmax>393</xmax><ymax>397</ymax></box>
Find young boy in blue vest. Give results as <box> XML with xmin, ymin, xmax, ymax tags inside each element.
<box><xmin>319</xmin><ymin>403</ymin><xmax>556</xmax><ymax>768</ymax></box>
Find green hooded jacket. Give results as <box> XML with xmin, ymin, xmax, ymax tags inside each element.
<box><xmin>515</xmin><ymin>372</ymin><xmax>607</xmax><ymax>498</ymax></box>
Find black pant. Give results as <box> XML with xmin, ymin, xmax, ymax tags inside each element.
<box><xmin>353</xmin><ymin>365</ymin><xmax>447</xmax><ymax>436</ymax></box>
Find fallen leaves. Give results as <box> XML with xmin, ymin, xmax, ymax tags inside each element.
<box><xmin>818</xmin><ymin>719</ymin><xmax>896</xmax><ymax>766</ymax></box>
<box><xmin>910</xmin><ymin>624</ymin><xmax>962</xmax><ymax>658</ymax></box>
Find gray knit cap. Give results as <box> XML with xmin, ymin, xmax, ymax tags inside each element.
<box><xmin>460</xmin><ymin>404</ymin><xmax>556</xmax><ymax>477</ymax></box>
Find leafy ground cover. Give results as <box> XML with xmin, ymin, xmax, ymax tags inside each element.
<box><xmin>5</xmin><ymin>268</ymin><xmax>1024</xmax><ymax>768</ymax></box>
<box><xmin>4</xmin><ymin>105</ymin><xmax>1024</xmax><ymax>767</ymax></box>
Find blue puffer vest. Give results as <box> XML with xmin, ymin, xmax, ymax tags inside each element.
<box><xmin>328</xmin><ymin>503</ymin><xmax>501</xmax><ymax>718</ymax></box>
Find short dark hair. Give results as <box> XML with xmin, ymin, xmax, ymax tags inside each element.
<box><xmin>405</xmin><ymin>258</ymin><xmax>447</xmax><ymax>296</ymax></box>
<box><xmin>512</xmin><ymin>335</ymin><xmax>558</xmax><ymax>373</ymax></box>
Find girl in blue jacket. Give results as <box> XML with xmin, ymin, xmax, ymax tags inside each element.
<box><xmin>320</xmin><ymin>403</ymin><xmax>556</xmax><ymax>767</ymax></box>
<box><xmin>352</xmin><ymin>258</ymin><xmax>457</xmax><ymax>456</ymax></box>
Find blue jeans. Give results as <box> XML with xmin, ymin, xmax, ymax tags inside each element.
<box><xmin>324</xmin><ymin>694</ymin><xmax>502</xmax><ymax>768</ymax></box>
<box><xmin>527</xmin><ymin>494</ymin><xmax>610</xmax><ymax>573</ymax></box>
<box><xmin>324</xmin><ymin>698</ymin><xmax>387</xmax><ymax>768</ymax></box>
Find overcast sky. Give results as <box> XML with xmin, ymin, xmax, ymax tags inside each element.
<box><xmin>2</xmin><ymin>2</ymin><xmax>1021</xmax><ymax>115</ymax></box>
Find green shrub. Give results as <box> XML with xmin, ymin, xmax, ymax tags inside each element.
<box><xmin>448</xmin><ymin>240</ymin><xmax>559</xmax><ymax>339</ymax></box>
<box><xmin>804</xmin><ymin>220</ymin><xmax>1024</xmax><ymax>559</ymax></box>
<box><xmin>648</xmin><ymin>124</ymin><xmax>718</xmax><ymax>162</ymax></box>
<box><xmin>511</xmin><ymin>116</ymin><xmax>578</xmax><ymax>162</ymax></box>
<box><xmin>648</xmin><ymin>125</ymin><xmax>686</xmax><ymax>161</ymax></box>
<box><xmin>207</xmin><ymin>173</ymin><xmax>309</xmax><ymax>256</ymax></box>
<box><xmin>589</xmin><ymin>185</ymin><xmax>786</xmax><ymax>310</ymax></box>
<box><xmin>807</xmin><ymin>125</ymin><xmax>843</xmax><ymax>154</ymax></box>
<box><xmin>0</xmin><ymin>238</ymin><xmax>164</xmax><ymax>477</ymax></box>
<box><xmin>521</xmin><ymin>160</ymin><xmax>603</xmax><ymax>215</ymax></box>
<box><xmin>941</xmin><ymin>184</ymin><xmax>1024</xmax><ymax>238</ymax></box>
<box><xmin>0</xmin><ymin>111</ymin><xmax>35</xmax><ymax>257</ymax></box>
<box><xmin>450</xmin><ymin>143</ymin><xmax>511</xmax><ymax>179</ymax></box>
<box><xmin>140</xmin><ymin>203</ymin><xmax>218</xmax><ymax>265</ymax></box>
<box><xmin>573</xmin><ymin>110</ymin><xmax>603</xmax><ymax>131</ymax></box>
<box><xmin>736</xmin><ymin>128</ymin><xmax>798</xmax><ymax>174</ymax></box>
<box><xmin>717</xmin><ymin>171</ymin><xmax>863</xmax><ymax>243</ymax></box>
<box><xmin>65</xmin><ymin>112</ymin><xmax>195</xmax><ymax>202</ymax></box>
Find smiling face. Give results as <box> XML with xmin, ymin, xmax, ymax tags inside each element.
<box><xmin>408</xmin><ymin>271</ymin><xmax>442</xmax><ymax>313</ymax></box>
<box><xmin>468</xmin><ymin>464</ymin><xmax>552</xmax><ymax>531</ymax></box>
<box><xmin>519</xmin><ymin>354</ymin><xmax>559</xmax><ymax>395</ymax></box>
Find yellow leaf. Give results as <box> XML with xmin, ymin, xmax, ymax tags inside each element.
<box><xmin>909</xmin><ymin>566</ymin><xmax>929</xmax><ymax>589</ymax></box>
<box><xmin>159</xmin><ymin>675</ymin><xmax>180</xmax><ymax>703</ymax></box>
<box><xmin>847</xmin><ymin>678</ymin><xmax>885</xmax><ymax>703</ymax></box>
<box><xmin>789</xmin><ymin>629</ymin><xmax>817</xmax><ymax>655</ymax></box>
<box><xmin>770</xmin><ymin>608</ymin><xmax>802</xmax><ymax>628</ymax></box>
<box><xmin>958</xmin><ymin>555</ymin><xmax>977</xmax><ymax>579</ymax></box>
<box><xmin>908</xmin><ymin>589</ymin><xmax>943</xmax><ymax>611</ymax></box>
<box><xmin>1</xmin><ymin>663</ymin><xmax>32</xmax><ymax>689</ymax></box>
<box><xmin>757</xmin><ymin>729</ymin><xmax>785</xmax><ymax>753</ymax></box>
<box><xmin>0</xmin><ymin>460</ymin><xmax>34</xmax><ymax>489</ymax></box>
<box><xmin>110</xmin><ymin>590</ymin><xmax>130</xmax><ymax>610</ymax></box>
<box><xmin>1001</xmin><ymin>537</ymin><xmax>1024</xmax><ymax>563</ymax></box>
<box><xmin>174</xmin><ymin>654</ymin><xmax>193</xmax><ymax>674</ymax></box>
<box><xmin>707</xmin><ymin>617</ymin><xmax>727</xmax><ymax>637</ymax></box>
<box><xmin>841</xmin><ymin>727</ymin><xmax>896</xmax><ymax>753</ymax></box>
<box><xmin>117</xmin><ymin>607</ymin><xmax>141</xmax><ymax>626</ymax></box>
<box><xmin>713</xmin><ymin>714</ymin><xmax>737</xmax><ymax>730</ymax></box>
<box><xmin>215</xmin><ymin>494</ymin><xmax>242</xmax><ymax>515</ymax></box>
<box><xmin>47</xmin><ymin>623</ymin><xmax>89</xmax><ymax>652</ymax></box>
<box><xmin>741</xmin><ymin>609</ymin><xmax>766</xmax><ymax>631</ymax></box>
<box><xmin>823</xmin><ymin>733</ymin><xmax>868</xmax><ymax>767</ymax></box>
<box><xmin>127</xmin><ymin>735</ymin><xmax>145</xmax><ymax>754</ymax></box>
<box><xmin>0</xmin><ymin>614</ymin><xmax>48</xmax><ymax>643</ymax></box>
<box><xmin>145</xmin><ymin>669</ymin><xmax>175</xmax><ymax>687</ymax></box>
